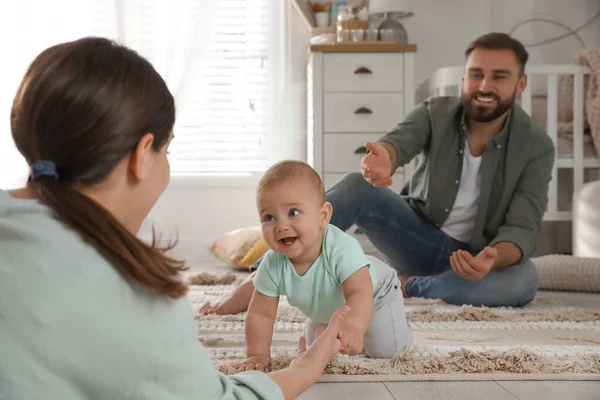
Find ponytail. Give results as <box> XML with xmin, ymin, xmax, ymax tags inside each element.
<box><xmin>11</xmin><ymin>37</ymin><xmax>189</xmax><ymax>299</ymax></box>
<box><xmin>35</xmin><ymin>177</ymin><xmax>188</xmax><ymax>299</ymax></box>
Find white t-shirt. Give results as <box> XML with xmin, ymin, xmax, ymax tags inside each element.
<box><xmin>441</xmin><ymin>140</ymin><xmax>482</xmax><ymax>242</ymax></box>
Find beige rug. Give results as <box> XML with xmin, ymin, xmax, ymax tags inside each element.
<box><xmin>189</xmin><ymin>277</ymin><xmax>600</xmax><ymax>382</ymax></box>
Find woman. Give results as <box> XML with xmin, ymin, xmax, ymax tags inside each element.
<box><xmin>0</xmin><ymin>37</ymin><xmax>349</xmax><ymax>400</ymax></box>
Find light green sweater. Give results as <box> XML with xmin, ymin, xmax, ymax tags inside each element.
<box><xmin>0</xmin><ymin>190</ymin><xmax>283</xmax><ymax>400</ymax></box>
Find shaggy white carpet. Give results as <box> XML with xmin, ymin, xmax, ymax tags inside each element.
<box><xmin>189</xmin><ymin>278</ymin><xmax>600</xmax><ymax>382</ymax></box>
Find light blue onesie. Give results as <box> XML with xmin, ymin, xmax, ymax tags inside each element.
<box><xmin>254</xmin><ymin>224</ymin><xmax>412</xmax><ymax>358</ymax></box>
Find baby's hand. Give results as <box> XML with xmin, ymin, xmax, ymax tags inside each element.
<box><xmin>233</xmin><ymin>355</ymin><xmax>272</xmax><ymax>372</ymax></box>
<box><xmin>337</xmin><ymin>323</ymin><xmax>364</xmax><ymax>356</ymax></box>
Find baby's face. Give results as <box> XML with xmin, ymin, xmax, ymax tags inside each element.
<box><xmin>257</xmin><ymin>180</ymin><xmax>328</xmax><ymax>266</ymax></box>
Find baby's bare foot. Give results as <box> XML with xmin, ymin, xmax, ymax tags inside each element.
<box><xmin>397</xmin><ymin>273</ymin><xmax>410</xmax><ymax>298</ymax></box>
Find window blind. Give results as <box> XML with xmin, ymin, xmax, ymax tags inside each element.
<box><xmin>168</xmin><ymin>0</ymin><xmax>271</xmax><ymax>174</ymax></box>
<box><xmin>0</xmin><ymin>0</ymin><xmax>272</xmax><ymax>183</ymax></box>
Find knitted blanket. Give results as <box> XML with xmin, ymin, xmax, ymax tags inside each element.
<box><xmin>533</xmin><ymin>254</ymin><xmax>600</xmax><ymax>293</ymax></box>
<box><xmin>558</xmin><ymin>46</ymin><xmax>600</xmax><ymax>157</ymax></box>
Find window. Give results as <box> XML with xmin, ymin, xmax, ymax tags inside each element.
<box><xmin>0</xmin><ymin>0</ymin><xmax>115</xmax><ymax>189</ymax></box>
<box><xmin>0</xmin><ymin>0</ymin><xmax>273</xmax><ymax>189</ymax></box>
<box><xmin>168</xmin><ymin>0</ymin><xmax>271</xmax><ymax>174</ymax></box>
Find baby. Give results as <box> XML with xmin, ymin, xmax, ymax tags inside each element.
<box><xmin>237</xmin><ymin>160</ymin><xmax>412</xmax><ymax>372</ymax></box>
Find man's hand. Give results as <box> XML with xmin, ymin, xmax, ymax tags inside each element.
<box><xmin>450</xmin><ymin>247</ymin><xmax>498</xmax><ymax>280</ymax></box>
<box><xmin>360</xmin><ymin>141</ymin><xmax>393</xmax><ymax>188</ymax></box>
<box><xmin>337</xmin><ymin>323</ymin><xmax>364</xmax><ymax>356</ymax></box>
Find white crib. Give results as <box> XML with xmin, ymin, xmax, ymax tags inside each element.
<box><xmin>416</xmin><ymin>65</ymin><xmax>599</xmax><ymax>222</ymax></box>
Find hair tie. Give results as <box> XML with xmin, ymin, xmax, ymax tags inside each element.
<box><xmin>30</xmin><ymin>160</ymin><xmax>59</xmax><ymax>181</ymax></box>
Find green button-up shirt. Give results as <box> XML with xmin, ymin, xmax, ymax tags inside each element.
<box><xmin>377</xmin><ymin>96</ymin><xmax>555</xmax><ymax>260</ymax></box>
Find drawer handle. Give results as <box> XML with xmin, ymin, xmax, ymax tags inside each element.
<box><xmin>354</xmin><ymin>146</ymin><xmax>367</xmax><ymax>154</ymax></box>
<box><xmin>354</xmin><ymin>107</ymin><xmax>372</xmax><ymax>114</ymax></box>
<box><xmin>354</xmin><ymin>66</ymin><xmax>372</xmax><ymax>74</ymax></box>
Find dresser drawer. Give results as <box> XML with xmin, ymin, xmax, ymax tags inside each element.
<box><xmin>324</xmin><ymin>93</ymin><xmax>403</xmax><ymax>132</ymax></box>
<box><xmin>323</xmin><ymin>133</ymin><xmax>383</xmax><ymax>172</ymax></box>
<box><xmin>323</xmin><ymin>53</ymin><xmax>404</xmax><ymax>92</ymax></box>
<box><xmin>324</xmin><ymin>172</ymin><xmax>405</xmax><ymax>194</ymax></box>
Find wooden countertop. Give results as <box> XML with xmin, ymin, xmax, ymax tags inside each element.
<box><xmin>310</xmin><ymin>42</ymin><xmax>417</xmax><ymax>53</ymax></box>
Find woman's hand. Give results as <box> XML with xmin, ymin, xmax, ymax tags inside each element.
<box><xmin>288</xmin><ymin>305</ymin><xmax>350</xmax><ymax>372</ymax></box>
<box><xmin>265</xmin><ymin>305</ymin><xmax>351</xmax><ymax>400</ymax></box>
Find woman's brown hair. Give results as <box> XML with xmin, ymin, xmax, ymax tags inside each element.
<box><xmin>10</xmin><ymin>37</ymin><xmax>188</xmax><ymax>299</ymax></box>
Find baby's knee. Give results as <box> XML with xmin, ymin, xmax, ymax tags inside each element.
<box><xmin>364</xmin><ymin>327</ymin><xmax>413</xmax><ymax>359</ymax></box>
<box><xmin>364</xmin><ymin>342</ymin><xmax>411</xmax><ymax>359</ymax></box>
<box><xmin>303</xmin><ymin>318</ymin><xmax>326</xmax><ymax>347</ymax></box>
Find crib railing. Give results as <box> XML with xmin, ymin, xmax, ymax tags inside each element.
<box><xmin>416</xmin><ymin>65</ymin><xmax>594</xmax><ymax>221</ymax></box>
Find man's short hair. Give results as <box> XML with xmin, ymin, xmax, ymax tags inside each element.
<box><xmin>465</xmin><ymin>32</ymin><xmax>529</xmax><ymax>75</ymax></box>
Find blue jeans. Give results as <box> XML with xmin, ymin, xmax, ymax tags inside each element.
<box><xmin>324</xmin><ymin>172</ymin><xmax>539</xmax><ymax>307</ymax></box>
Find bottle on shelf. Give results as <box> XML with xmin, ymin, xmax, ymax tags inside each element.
<box><xmin>336</xmin><ymin>1</ymin><xmax>348</xmax><ymax>42</ymax></box>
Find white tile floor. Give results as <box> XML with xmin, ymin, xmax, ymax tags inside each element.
<box><xmin>189</xmin><ymin>264</ymin><xmax>600</xmax><ymax>400</ymax></box>
<box><xmin>298</xmin><ymin>381</ymin><xmax>600</xmax><ymax>400</ymax></box>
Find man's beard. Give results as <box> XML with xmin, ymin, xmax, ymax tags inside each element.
<box><xmin>462</xmin><ymin>90</ymin><xmax>516</xmax><ymax>123</ymax></box>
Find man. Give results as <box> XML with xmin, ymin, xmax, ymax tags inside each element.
<box><xmin>200</xmin><ymin>32</ymin><xmax>555</xmax><ymax>315</ymax></box>
<box><xmin>327</xmin><ymin>32</ymin><xmax>554</xmax><ymax>308</ymax></box>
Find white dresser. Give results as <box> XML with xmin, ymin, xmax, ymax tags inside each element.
<box><xmin>307</xmin><ymin>44</ymin><xmax>417</xmax><ymax>193</ymax></box>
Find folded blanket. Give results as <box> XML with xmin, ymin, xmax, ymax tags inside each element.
<box><xmin>558</xmin><ymin>47</ymin><xmax>600</xmax><ymax>157</ymax></box>
<box><xmin>533</xmin><ymin>254</ymin><xmax>600</xmax><ymax>293</ymax></box>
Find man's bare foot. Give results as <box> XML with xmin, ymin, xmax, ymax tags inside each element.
<box><xmin>397</xmin><ymin>273</ymin><xmax>410</xmax><ymax>298</ymax></box>
<box><xmin>199</xmin><ymin>272</ymin><xmax>256</xmax><ymax>315</ymax></box>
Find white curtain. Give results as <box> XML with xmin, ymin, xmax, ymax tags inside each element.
<box><xmin>115</xmin><ymin>0</ymin><xmax>218</xmax><ymax>114</ymax></box>
<box><xmin>266</xmin><ymin>0</ymin><xmax>311</xmax><ymax>165</ymax></box>
<box><xmin>0</xmin><ymin>0</ymin><xmax>113</xmax><ymax>189</ymax></box>
<box><xmin>0</xmin><ymin>0</ymin><xmax>218</xmax><ymax>189</ymax></box>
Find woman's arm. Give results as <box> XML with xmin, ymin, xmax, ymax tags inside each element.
<box><xmin>206</xmin><ymin>304</ymin><xmax>351</xmax><ymax>400</ymax></box>
<box><xmin>267</xmin><ymin>305</ymin><xmax>350</xmax><ymax>400</ymax></box>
